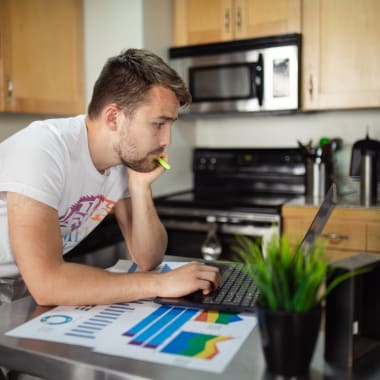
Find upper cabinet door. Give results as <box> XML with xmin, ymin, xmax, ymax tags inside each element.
<box><xmin>173</xmin><ymin>0</ymin><xmax>234</xmax><ymax>46</ymax></box>
<box><xmin>173</xmin><ymin>0</ymin><xmax>301</xmax><ymax>47</ymax></box>
<box><xmin>0</xmin><ymin>0</ymin><xmax>84</xmax><ymax>115</ymax></box>
<box><xmin>234</xmin><ymin>0</ymin><xmax>300</xmax><ymax>40</ymax></box>
<box><xmin>302</xmin><ymin>0</ymin><xmax>380</xmax><ymax>110</ymax></box>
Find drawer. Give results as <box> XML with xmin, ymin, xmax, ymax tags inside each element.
<box><xmin>367</xmin><ymin>222</ymin><xmax>380</xmax><ymax>252</ymax></box>
<box><xmin>282</xmin><ymin>204</ymin><xmax>380</xmax><ymax>255</ymax></box>
<box><xmin>283</xmin><ymin>219</ymin><xmax>366</xmax><ymax>251</ymax></box>
<box><xmin>321</xmin><ymin>221</ymin><xmax>366</xmax><ymax>251</ymax></box>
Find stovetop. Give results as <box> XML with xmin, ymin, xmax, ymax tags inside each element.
<box><xmin>155</xmin><ymin>147</ymin><xmax>306</xmax><ymax>215</ymax></box>
<box><xmin>154</xmin><ymin>190</ymin><xmax>297</xmax><ymax>215</ymax></box>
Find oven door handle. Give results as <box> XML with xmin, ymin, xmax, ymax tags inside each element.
<box><xmin>162</xmin><ymin>220</ymin><xmax>210</xmax><ymax>232</ymax></box>
<box><xmin>162</xmin><ymin>220</ymin><xmax>278</xmax><ymax>237</ymax></box>
<box><xmin>220</xmin><ymin>224</ymin><xmax>277</xmax><ymax>236</ymax></box>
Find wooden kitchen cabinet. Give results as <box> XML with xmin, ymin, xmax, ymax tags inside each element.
<box><xmin>173</xmin><ymin>0</ymin><xmax>301</xmax><ymax>46</ymax></box>
<box><xmin>302</xmin><ymin>0</ymin><xmax>380</xmax><ymax>110</ymax></box>
<box><xmin>0</xmin><ymin>0</ymin><xmax>84</xmax><ymax>115</ymax></box>
<box><xmin>282</xmin><ymin>204</ymin><xmax>380</xmax><ymax>262</ymax></box>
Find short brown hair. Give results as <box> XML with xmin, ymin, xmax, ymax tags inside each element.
<box><xmin>88</xmin><ymin>49</ymin><xmax>191</xmax><ymax>118</ymax></box>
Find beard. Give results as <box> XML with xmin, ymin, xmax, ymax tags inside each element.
<box><xmin>115</xmin><ymin>141</ymin><xmax>162</xmax><ymax>173</ymax></box>
<box><xmin>120</xmin><ymin>155</ymin><xmax>157</xmax><ymax>173</ymax></box>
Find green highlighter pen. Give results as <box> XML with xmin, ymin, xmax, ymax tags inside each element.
<box><xmin>157</xmin><ymin>157</ymin><xmax>171</xmax><ymax>170</ymax></box>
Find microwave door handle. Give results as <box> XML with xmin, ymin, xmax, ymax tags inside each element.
<box><xmin>256</xmin><ymin>53</ymin><xmax>264</xmax><ymax>106</ymax></box>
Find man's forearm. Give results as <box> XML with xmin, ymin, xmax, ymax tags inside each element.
<box><xmin>31</xmin><ymin>260</ymin><xmax>221</xmax><ymax>307</ymax></box>
<box><xmin>129</xmin><ymin>203</ymin><xmax>167</xmax><ymax>270</ymax></box>
<box><xmin>127</xmin><ymin>190</ymin><xmax>167</xmax><ymax>270</ymax></box>
<box><xmin>32</xmin><ymin>262</ymin><xmax>161</xmax><ymax>306</ymax></box>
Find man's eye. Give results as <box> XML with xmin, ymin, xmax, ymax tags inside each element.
<box><xmin>155</xmin><ymin>122</ymin><xmax>164</xmax><ymax>129</ymax></box>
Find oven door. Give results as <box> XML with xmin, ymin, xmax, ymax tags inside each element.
<box><xmin>158</xmin><ymin>209</ymin><xmax>280</xmax><ymax>261</ymax></box>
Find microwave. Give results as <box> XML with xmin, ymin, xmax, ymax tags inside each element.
<box><xmin>169</xmin><ymin>34</ymin><xmax>300</xmax><ymax>114</ymax></box>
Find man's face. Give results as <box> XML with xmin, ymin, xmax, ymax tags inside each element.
<box><xmin>114</xmin><ymin>86</ymin><xmax>179</xmax><ymax>172</ymax></box>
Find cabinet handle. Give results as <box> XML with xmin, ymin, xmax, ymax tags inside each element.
<box><xmin>224</xmin><ymin>8</ymin><xmax>230</xmax><ymax>32</ymax></box>
<box><xmin>6</xmin><ymin>77</ymin><xmax>13</xmax><ymax>100</ymax></box>
<box><xmin>308</xmin><ymin>75</ymin><xmax>313</xmax><ymax>101</ymax></box>
<box><xmin>321</xmin><ymin>233</ymin><xmax>349</xmax><ymax>244</ymax></box>
<box><xmin>236</xmin><ymin>7</ymin><xmax>242</xmax><ymax>31</ymax></box>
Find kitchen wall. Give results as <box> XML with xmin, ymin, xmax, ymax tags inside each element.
<box><xmin>0</xmin><ymin>0</ymin><xmax>379</xmax><ymax>197</ymax></box>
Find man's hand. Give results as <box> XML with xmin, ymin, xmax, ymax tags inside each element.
<box><xmin>127</xmin><ymin>152</ymin><xmax>169</xmax><ymax>194</ymax></box>
<box><xmin>157</xmin><ymin>262</ymin><xmax>221</xmax><ymax>298</ymax></box>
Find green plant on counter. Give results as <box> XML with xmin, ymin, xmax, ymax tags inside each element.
<box><xmin>232</xmin><ymin>234</ymin><xmax>366</xmax><ymax>312</ymax></box>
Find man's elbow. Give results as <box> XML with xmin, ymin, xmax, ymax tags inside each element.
<box><xmin>27</xmin><ymin>283</ymin><xmax>57</xmax><ymax>306</ymax></box>
<box><xmin>137</xmin><ymin>260</ymin><xmax>161</xmax><ymax>272</ymax></box>
<box><xmin>136</xmin><ymin>253</ymin><xmax>164</xmax><ymax>272</ymax></box>
<box><xmin>32</xmin><ymin>291</ymin><xmax>56</xmax><ymax>306</ymax></box>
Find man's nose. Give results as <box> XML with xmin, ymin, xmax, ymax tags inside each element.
<box><xmin>161</xmin><ymin>125</ymin><xmax>172</xmax><ymax>146</ymax></box>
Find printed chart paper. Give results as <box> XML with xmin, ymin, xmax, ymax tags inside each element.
<box><xmin>94</xmin><ymin>301</ymin><xmax>257</xmax><ymax>372</ymax></box>
<box><xmin>6</xmin><ymin>260</ymin><xmax>257</xmax><ymax>373</ymax></box>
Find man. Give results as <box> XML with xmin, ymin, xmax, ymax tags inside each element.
<box><xmin>0</xmin><ymin>49</ymin><xmax>220</xmax><ymax>306</ymax></box>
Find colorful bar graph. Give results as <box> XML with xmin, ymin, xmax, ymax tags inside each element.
<box><xmin>123</xmin><ymin>305</ymin><xmax>170</xmax><ymax>337</ymax></box>
<box><xmin>129</xmin><ymin>307</ymin><xmax>184</xmax><ymax>346</ymax></box>
<box><xmin>144</xmin><ymin>308</ymin><xmax>198</xmax><ymax>348</ymax></box>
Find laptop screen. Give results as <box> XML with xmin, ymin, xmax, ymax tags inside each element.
<box><xmin>299</xmin><ymin>183</ymin><xmax>337</xmax><ymax>254</ymax></box>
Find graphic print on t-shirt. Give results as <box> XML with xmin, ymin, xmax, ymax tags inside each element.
<box><xmin>60</xmin><ymin>194</ymin><xmax>116</xmax><ymax>250</ymax></box>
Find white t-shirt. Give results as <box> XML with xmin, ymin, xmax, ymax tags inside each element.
<box><xmin>0</xmin><ymin>115</ymin><xmax>129</xmax><ymax>277</ymax></box>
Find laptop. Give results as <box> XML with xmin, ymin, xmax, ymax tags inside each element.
<box><xmin>155</xmin><ymin>183</ymin><xmax>337</xmax><ymax>313</ymax></box>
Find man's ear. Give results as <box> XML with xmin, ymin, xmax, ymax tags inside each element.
<box><xmin>103</xmin><ymin>104</ymin><xmax>120</xmax><ymax>131</ymax></box>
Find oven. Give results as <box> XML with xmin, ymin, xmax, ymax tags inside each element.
<box><xmin>155</xmin><ymin>148</ymin><xmax>306</xmax><ymax>261</ymax></box>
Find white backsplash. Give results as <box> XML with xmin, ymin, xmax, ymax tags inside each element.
<box><xmin>192</xmin><ymin>109</ymin><xmax>380</xmax><ymax>148</ymax></box>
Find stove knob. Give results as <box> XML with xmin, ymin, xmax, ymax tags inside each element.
<box><xmin>198</xmin><ymin>157</ymin><xmax>207</xmax><ymax>170</ymax></box>
<box><xmin>209</xmin><ymin>157</ymin><xmax>217</xmax><ymax>170</ymax></box>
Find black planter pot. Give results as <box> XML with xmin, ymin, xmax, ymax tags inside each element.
<box><xmin>257</xmin><ymin>306</ymin><xmax>322</xmax><ymax>378</ymax></box>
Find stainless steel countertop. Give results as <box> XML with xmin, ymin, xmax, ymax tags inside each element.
<box><xmin>1</xmin><ymin>257</ymin><xmax>380</xmax><ymax>379</ymax></box>
<box><xmin>285</xmin><ymin>193</ymin><xmax>380</xmax><ymax>210</ymax></box>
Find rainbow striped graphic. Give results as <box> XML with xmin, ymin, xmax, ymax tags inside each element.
<box><xmin>195</xmin><ymin>309</ymin><xmax>242</xmax><ymax>324</ymax></box>
<box><xmin>161</xmin><ymin>331</ymin><xmax>231</xmax><ymax>359</ymax></box>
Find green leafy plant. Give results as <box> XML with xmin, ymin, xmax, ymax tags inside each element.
<box><xmin>232</xmin><ymin>234</ymin><xmax>366</xmax><ymax>312</ymax></box>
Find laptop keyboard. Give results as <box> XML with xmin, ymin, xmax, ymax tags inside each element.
<box><xmin>202</xmin><ymin>263</ymin><xmax>259</xmax><ymax>308</ymax></box>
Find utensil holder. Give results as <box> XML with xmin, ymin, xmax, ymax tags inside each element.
<box><xmin>306</xmin><ymin>161</ymin><xmax>329</xmax><ymax>198</ymax></box>
<box><xmin>360</xmin><ymin>152</ymin><xmax>377</xmax><ymax>206</ymax></box>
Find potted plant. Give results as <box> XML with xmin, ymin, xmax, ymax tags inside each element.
<box><xmin>232</xmin><ymin>234</ymin><xmax>363</xmax><ymax>378</ymax></box>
